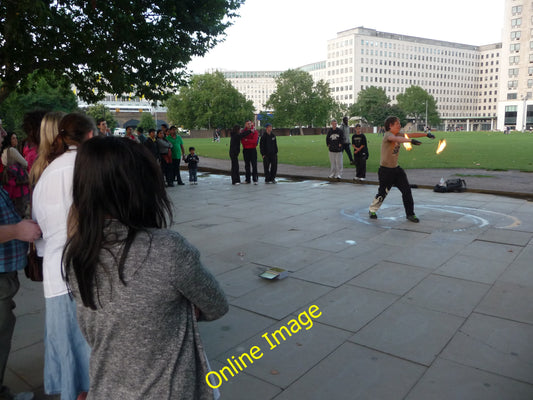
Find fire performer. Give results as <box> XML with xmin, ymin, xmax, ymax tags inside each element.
<box><xmin>368</xmin><ymin>116</ymin><xmax>435</xmax><ymax>223</ymax></box>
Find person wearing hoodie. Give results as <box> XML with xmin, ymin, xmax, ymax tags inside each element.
<box><xmin>259</xmin><ymin>123</ymin><xmax>278</xmax><ymax>183</ymax></box>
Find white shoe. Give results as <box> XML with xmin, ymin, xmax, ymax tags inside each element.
<box><xmin>360</xmin><ymin>178</ymin><xmax>366</xmax><ymax>181</ymax></box>
<box><xmin>328</xmin><ymin>174</ymin><xmax>334</xmax><ymax>178</ymax></box>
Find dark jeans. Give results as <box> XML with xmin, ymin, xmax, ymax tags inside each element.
<box><xmin>372</xmin><ymin>166</ymin><xmax>415</xmax><ymax>216</ymax></box>
<box><xmin>343</xmin><ymin>143</ymin><xmax>354</xmax><ymax>162</ymax></box>
<box><xmin>172</xmin><ymin>158</ymin><xmax>184</xmax><ymax>184</ymax></box>
<box><xmin>161</xmin><ymin>157</ymin><xmax>173</xmax><ymax>186</ymax></box>
<box><xmin>189</xmin><ymin>168</ymin><xmax>198</xmax><ymax>182</ymax></box>
<box><xmin>354</xmin><ymin>156</ymin><xmax>367</xmax><ymax>178</ymax></box>
<box><xmin>0</xmin><ymin>271</ymin><xmax>19</xmax><ymax>388</ymax></box>
<box><xmin>230</xmin><ymin>154</ymin><xmax>240</xmax><ymax>184</ymax></box>
<box><xmin>243</xmin><ymin>148</ymin><xmax>258</xmax><ymax>183</ymax></box>
<box><xmin>263</xmin><ymin>154</ymin><xmax>278</xmax><ymax>182</ymax></box>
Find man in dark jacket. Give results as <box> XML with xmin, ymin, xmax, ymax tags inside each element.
<box><xmin>259</xmin><ymin>123</ymin><xmax>278</xmax><ymax>183</ymax></box>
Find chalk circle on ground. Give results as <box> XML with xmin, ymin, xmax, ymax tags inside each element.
<box><xmin>341</xmin><ymin>204</ymin><xmax>521</xmax><ymax>231</ymax></box>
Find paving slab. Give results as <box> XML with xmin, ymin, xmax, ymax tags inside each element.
<box><xmin>272</xmin><ymin>342</ymin><xmax>426</xmax><ymax>400</ymax></box>
<box><xmin>348</xmin><ymin>261</ymin><xmax>430</xmax><ymax>295</ymax></box>
<box><xmin>230</xmin><ymin>278</ymin><xmax>332</xmax><ymax>320</ymax></box>
<box><xmin>475</xmin><ymin>281</ymin><xmax>533</xmax><ymax>324</ymax></box>
<box><xmin>440</xmin><ymin>313</ymin><xmax>533</xmax><ymax>384</ymax></box>
<box><xmin>218</xmin><ymin>320</ymin><xmax>351</xmax><ymax>389</ymax></box>
<box><xmin>402</xmin><ymin>274</ymin><xmax>490</xmax><ymax>317</ymax></box>
<box><xmin>299</xmin><ymin>285</ymin><xmax>398</xmax><ymax>333</ymax></box>
<box><xmin>405</xmin><ymin>357</ymin><xmax>533</xmax><ymax>400</ymax></box>
<box><xmin>350</xmin><ymin>301</ymin><xmax>464</xmax><ymax>366</ymax></box>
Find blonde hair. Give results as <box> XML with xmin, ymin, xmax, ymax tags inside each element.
<box><xmin>29</xmin><ymin>111</ymin><xmax>64</xmax><ymax>186</ymax></box>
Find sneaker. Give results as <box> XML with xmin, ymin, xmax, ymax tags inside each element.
<box><xmin>328</xmin><ymin>174</ymin><xmax>334</xmax><ymax>179</ymax></box>
<box><xmin>407</xmin><ymin>215</ymin><xmax>420</xmax><ymax>223</ymax></box>
<box><xmin>243</xmin><ymin>181</ymin><xmax>251</xmax><ymax>184</ymax></box>
<box><xmin>235</xmin><ymin>182</ymin><xmax>240</xmax><ymax>185</ymax></box>
<box><xmin>271</xmin><ymin>179</ymin><xmax>277</xmax><ymax>184</ymax></box>
<box><xmin>178</xmin><ymin>182</ymin><xmax>185</xmax><ymax>186</ymax></box>
<box><xmin>360</xmin><ymin>177</ymin><xmax>366</xmax><ymax>181</ymax></box>
<box><xmin>265</xmin><ymin>180</ymin><xmax>271</xmax><ymax>184</ymax></box>
<box><xmin>353</xmin><ymin>177</ymin><xmax>359</xmax><ymax>182</ymax></box>
<box><xmin>253</xmin><ymin>181</ymin><xmax>258</xmax><ymax>185</ymax></box>
<box><xmin>369</xmin><ymin>211</ymin><xmax>378</xmax><ymax>219</ymax></box>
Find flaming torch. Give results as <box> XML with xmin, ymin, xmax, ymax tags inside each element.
<box><xmin>402</xmin><ymin>134</ymin><xmax>412</xmax><ymax>151</ymax></box>
<box><xmin>436</xmin><ymin>139</ymin><xmax>447</xmax><ymax>154</ymax></box>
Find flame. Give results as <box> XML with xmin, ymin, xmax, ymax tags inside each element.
<box><xmin>436</xmin><ymin>139</ymin><xmax>447</xmax><ymax>154</ymax></box>
<box><xmin>402</xmin><ymin>134</ymin><xmax>412</xmax><ymax>151</ymax></box>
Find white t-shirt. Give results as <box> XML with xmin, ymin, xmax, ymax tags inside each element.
<box><xmin>32</xmin><ymin>148</ymin><xmax>77</xmax><ymax>298</ymax></box>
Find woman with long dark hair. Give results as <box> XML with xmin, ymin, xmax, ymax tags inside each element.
<box><xmin>32</xmin><ymin>112</ymin><xmax>93</xmax><ymax>400</ymax></box>
<box><xmin>64</xmin><ymin>137</ymin><xmax>228</xmax><ymax>399</ymax></box>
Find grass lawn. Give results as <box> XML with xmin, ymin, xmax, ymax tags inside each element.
<box><xmin>182</xmin><ymin>131</ymin><xmax>533</xmax><ymax>172</ymax></box>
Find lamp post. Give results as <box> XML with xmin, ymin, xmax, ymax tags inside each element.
<box><xmin>522</xmin><ymin>94</ymin><xmax>529</xmax><ymax>132</ymax></box>
<box><xmin>425</xmin><ymin>99</ymin><xmax>428</xmax><ymax>131</ymax></box>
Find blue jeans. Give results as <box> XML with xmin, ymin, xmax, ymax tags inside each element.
<box><xmin>189</xmin><ymin>168</ymin><xmax>198</xmax><ymax>182</ymax></box>
<box><xmin>44</xmin><ymin>294</ymin><xmax>90</xmax><ymax>399</ymax></box>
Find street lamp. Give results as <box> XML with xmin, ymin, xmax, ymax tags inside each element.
<box><xmin>425</xmin><ymin>100</ymin><xmax>428</xmax><ymax>131</ymax></box>
<box><xmin>522</xmin><ymin>94</ymin><xmax>529</xmax><ymax>132</ymax></box>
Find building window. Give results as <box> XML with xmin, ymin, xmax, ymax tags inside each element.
<box><xmin>512</xmin><ymin>5</ymin><xmax>522</xmax><ymax>14</ymax></box>
<box><xmin>511</xmin><ymin>31</ymin><xmax>522</xmax><ymax>40</ymax></box>
<box><xmin>512</xmin><ymin>18</ymin><xmax>522</xmax><ymax>27</ymax></box>
<box><xmin>510</xmin><ymin>55</ymin><xmax>520</xmax><ymax>64</ymax></box>
<box><xmin>511</xmin><ymin>43</ymin><xmax>521</xmax><ymax>52</ymax></box>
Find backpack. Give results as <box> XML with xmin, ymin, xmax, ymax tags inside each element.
<box><xmin>433</xmin><ymin>178</ymin><xmax>466</xmax><ymax>193</ymax></box>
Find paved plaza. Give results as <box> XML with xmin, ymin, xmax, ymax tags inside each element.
<box><xmin>5</xmin><ymin>169</ymin><xmax>533</xmax><ymax>399</ymax></box>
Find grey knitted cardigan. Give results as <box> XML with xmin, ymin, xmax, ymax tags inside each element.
<box><xmin>71</xmin><ymin>222</ymin><xmax>228</xmax><ymax>400</ymax></box>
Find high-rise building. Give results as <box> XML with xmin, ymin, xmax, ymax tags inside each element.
<box><xmin>497</xmin><ymin>0</ymin><xmax>533</xmax><ymax>130</ymax></box>
<box><xmin>326</xmin><ymin>27</ymin><xmax>499</xmax><ymax>131</ymax></box>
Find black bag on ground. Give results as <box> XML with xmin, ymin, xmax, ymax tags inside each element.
<box><xmin>446</xmin><ymin>178</ymin><xmax>466</xmax><ymax>192</ymax></box>
<box><xmin>433</xmin><ymin>178</ymin><xmax>467</xmax><ymax>193</ymax></box>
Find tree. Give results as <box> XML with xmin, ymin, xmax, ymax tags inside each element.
<box><xmin>137</xmin><ymin>112</ymin><xmax>156</xmax><ymax>132</ymax></box>
<box><xmin>349</xmin><ymin>86</ymin><xmax>390</xmax><ymax>127</ymax></box>
<box><xmin>265</xmin><ymin>69</ymin><xmax>337</xmax><ymax>132</ymax></box>
<box><xmin>85</xmin><ymin>103</ymin><xmax>118</xmax><ymax>131</ymax></box>
<box><xmin>0</xmin><ymin>70</ymin><xmax>78</xmax><ymax>134</ymax></box>
<box><xmin>396</xmin><ymin>86</ymin><xmax>440</xmax><ymax>127</ymax></box>
<box><xmin>0</xmin><ymin>0</ymin><xmax>244</xmax><ymax>104</ymax></box>
<box><xmin>166</xmin><ymin>72</ymin><xmax>255</xmax><ymax>130</ymax></box>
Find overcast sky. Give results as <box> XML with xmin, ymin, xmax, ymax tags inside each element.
<box><xmin>187</xmin><ymin>0</ymin><xmax>504</xmax><ymax>74</ymax></box>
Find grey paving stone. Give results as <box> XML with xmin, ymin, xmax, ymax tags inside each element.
<box><xmin>499</xmin><ymin>245</ymin><xmax>533</xmax><ymax>288</ymax></box>
<box><xmin>370</xmin><ymin>229</ymin><xmax>429</xmax><ymax>247</ymax></box>
<box><xmin>273</xmin><ymin>342</ymin><xmax>426</xmax><ymax>400</ymax></box>
<box><xmin>201</xmin><ymin>256</ymin><xmax>243</xmax><ymax>276</ymax></box>
<box><xmin>302</xmin><ymin>285</ymin><xmax>398</xmax><ymax>332</ymax></box>
<box><xmin>459</xmin><ymin>240</ymin><xmax>522</xmax><ymax>264</ymax></box>
<box><xmin>440</xmin><ymin>313</ymin><xmax>533</xmax><ymax>384</ymax></box>
<box><xmin>230</xmin><ymin>278</ymin><xmax>332</xmax><ymax>320</ymax></box>
<box><xmin>199</xmin><ymin>306</ymin><xmax>276</xmax><ymax>360</ymax></box>
<box><xmin>436</xmin><ymin>253</ymin><xmax>513</xmax><ymax>284</ymax></box>
<box><xmin>350</xmin><ymin>302</ymin><xmax>464</xmax><ymax>366</ymax></box>
<box><xmin>403</xmin><ymin>274</ymin><xmax>490</xmax><ymax>317</ymax></box>
<box><xmin>209</xmin><ymin>360</ymin><xmax>282</xmax><ymax>400</ymax></box>
<box><xmin>301</xmin><ymin>232</ymin><xmax>362</xmax><ymax>253</ymax></box>
<box><xmin>5</xmin><ymin>342</ymin><xmax>45</xmax><ymax>390</ymax></box>
<box><xmin>476</xmin><ymin>228</ymin><xmax>533</xmax><ymax>246</ymax></box>
<box><xmin>218</xmin><ymin>320</ymin><xmax>351</xmax><ymax>389</ymax></box>
<box><xmin>215</xmin><ymin>264</ymin><xmax>272</xmax><ymax>298</ymax></box>
<box><xmin>293</xmin><ymin>255</ymin><xmax>374</xmax><ymax>287</ymax></box>
<box><xmin>348</xmin><ymin>261</ymin><xmax>430</xmax><ymax>295</ymax></box>
<box><xmin>255</xmin><ymin>246</ymin><xmax>331</xmax><ymax>272</ymax></box>
<box><xmin>475</xmin><ymin>281</ymin><xmax>533</xmax><ymax>324</ymax></box>
<box><xmin>405</xmin><ymin>357</ymin><xmax>533</xmax><ymax>400</ymax></box>
<box><xmin>209</xmin><ymin>241</ymin><xmax>289</xmax><ymax>266</ymax></box>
